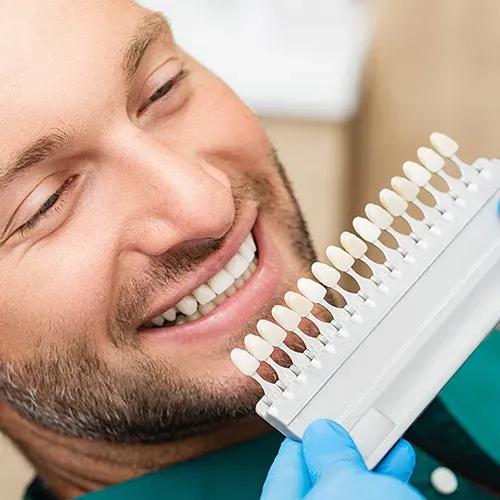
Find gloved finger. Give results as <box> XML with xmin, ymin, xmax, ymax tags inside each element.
<box><xmin>302</xmin><ymin>419</ymin><xmax>367</xmax><ymax>485</ymax></box>
<box><xmin>497</xmin><ymin>199</ymin><xmax>500</xmax><ymax>215</ymax></box>
<box><xmin>374</xmin><ymin>440</ymin><xmax>416</xmax><ymax>483</ymax></box>
<box><xmin>260</xmin><ymin>438</ymin><xmax>310</xmax><ymax>500</ymax></box>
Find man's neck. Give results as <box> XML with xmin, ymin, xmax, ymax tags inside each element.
<box><xmin>0</xmin><ymin>404</ymin><xmax>270</xmax><ymax>499</ymax></box>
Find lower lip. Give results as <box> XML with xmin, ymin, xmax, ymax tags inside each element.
<box><xmin>140</xmin><ymin>216</ymin><xmax>284</xmax><ymax>345</ymax></box>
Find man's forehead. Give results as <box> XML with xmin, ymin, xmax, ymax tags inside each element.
<box><xmin>0</xmin><ymin>0</ymin><xmax>159</xmax><ymax>162</ymax></box>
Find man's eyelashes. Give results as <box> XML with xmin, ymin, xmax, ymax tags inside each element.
<box><xmin>138</xmin><ymin>68</ymin><xmax>190</xmax><ymax>115</ymax></box>
<box><xmin>16</xmin><ymin>175</ymin><xmax>79</xmax><ymax>237</ymax></box>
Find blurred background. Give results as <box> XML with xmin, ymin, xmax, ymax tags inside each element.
<box><xmin>4</xmin><ymin>0</ymin><xmax>500</xmax><ymax>497</ymax></box>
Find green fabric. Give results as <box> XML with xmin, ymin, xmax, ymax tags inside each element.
<box><xmin>78</xmin><ymin>433</ymin><xmax>283</xmax><ymax>500</ymax></box>
<box><xmin>440</xmin><ymin>329</ymin><xmax>500</xmax><ymax>465</ymax></box>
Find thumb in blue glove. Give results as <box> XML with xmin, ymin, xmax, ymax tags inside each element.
<box><xmin>261</xmin><ymin>419</ymin><xmax>425</xmax><ymax>500</ymax></box>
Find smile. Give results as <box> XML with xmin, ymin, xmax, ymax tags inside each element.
<box><xmin>138</xmin><ymin>211</ymin><xmax>284</xmax><ymax>344</ymax></box>
<box><xmin>142</xmin><ymin>233</ymin><xmax>259</xmax><ymax>328</ymax></box>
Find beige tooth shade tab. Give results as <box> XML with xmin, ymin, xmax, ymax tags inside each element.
<box><xmin>311</xmin><ymin>262</ymin><xmax>341</xmax><ymax>288</ymax></box>
<box><xmin>391</xmin><ymin>176</ymin><xmax>420</xmax><ymax>202</ymax></box>
<box><xmin>326</xmin><ymin>246</ymin><xmax>355</xmax><ymax>272</ymax></box>
<box><xmin>231</xmin><ymin>348</ymin><xmax>259</xmax><ymax>375</ymax></box>
<box><xmin>244</xmin><ymin>334</ymin><xmax>273</xmax><ymax>361</ymax></box>
<box><xmin>379</xmin><ymin>189</ymin><xmax>408</xmax><ymax>217</ymax></box>
<box><xmin>417</xmin><ymin>147</ymin><xmax>446</xmax><ymax>173</ymax></box>
<box><xmin>257</xmin><ymin>320</ymin><xmax>288</xmax><ymax>346</ymax></box>
<box><xmin>365</xmin><ymin>203</ymin><xmax>394</xmax><ymax>230</ymax></box>
<box><xmin>403</xmin><ymin>161</ymin><xmax>432</xmax><ymax>187</ymax></box>
<box><xmin>272</xmin><ymin>305</ymin><xmax>301</xmax><ymax>331</ymax></box>
<box><xmin>297</xmin><ymin>278</ymin><xmax>327</xmax><ymax>304</ymax></box>
<box><xmin>340</xmin><ymin>232</ymin><xmax>368</xmax><ymax>259</ymax></box>
<box><xmin>430</xmin><ymin>132</ymin><xmax>459</xmax><ymax>158</ymax></box>
<box><xmin>285</xmin><ymin>291</ymin><xmax>314</xmax><ymax>317</ymax></box>
<box><xmin>353</xmin><ymin>217</ymin><xmax>382</xmax><ymax>243</ymax></box>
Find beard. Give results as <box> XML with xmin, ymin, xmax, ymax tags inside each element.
<box><xmin>0</xmin><ymin>149</ymin><xmax>317</xmax><ymax>444</ymax></box>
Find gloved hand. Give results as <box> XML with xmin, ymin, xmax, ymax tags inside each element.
<box><xmin>261</xmin><ymin>419</ymin><xmax>425</xmax><ymax>499</ymax></box>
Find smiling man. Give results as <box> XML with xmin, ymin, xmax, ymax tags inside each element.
<box><xmin>0</xmin><ymin>0</ymin><xmax>318</xmax><ymax>498</ymax></box>
<box><xmin>3</xmin><ymin>1</ymin><xmax>500</xmax><ymax>500</ymax></box>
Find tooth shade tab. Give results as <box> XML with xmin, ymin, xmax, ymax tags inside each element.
<box><xmin>380</xmin><ymin>190</ymin><xmax>408</xmax><ymax>217</ymax></box>
<box><xmin>176</xmin><ymin>296</ymin><xmax>198</xmax><ymax>316</ymax></box>
<box><xmin>225</xmin><ymin>254</ymin><xmax>251</xmax><ymax>279</ymax></box>
<box><xmin>417</xmin><ymin>147</ymin><xmax>446</xmax><ymax>172</ymax></box>
<box><xmin>244</xmin><ymin>335</ymin><xmax>273</xmax><ymax>360</ymax></box>
<box><xmin>231</xmin><ymin>348</ymin><xmax>259</xmax><ymax>375</ymax></box>
<box><xmin>341</xmin><ymin>232</ymin><xmax>368</xmax><ymax>259</ymax></box>
<box><xmin>391</xmin><ymin>176</ymin><xmax>420</xmax><ymax>202</ymax></box>
<box><xmin>285</xmin><ymin>292</ymin><xmax>314</xmax><ymax>317</ymax></box>
<box><xmin>430</xmin><ymin>132</ymin><xmax>459</xmax><ymax>158</ymax></box>
<box><xmin>326</xmin><ymin>246</ymin><xmax>355</xmax><ymax>272</ymax></box>
<box><xmin>257</xmin><ymin>320</ymin><xmax>288</xmax><ymax>345</ymax></box>
<box><xmin>192</xmin><ymin>284</ymin><xmax>216</xmax><ymax>306</ymax></box>
<box><xmin>207</xmin><ymin>269</ymin><xmax>235</xmax><ymax>294</ymax></box>
<box><xmin>312</xmin><ymin>262</ymin><xmax>342</xmax><ymax>289</ymax></box>
<box><xmin>403</xmin><ymin>161</ymin><xmax>432</xmax><ymax>187</ymax></box>
<box><xmin>298</xmin><ymin>278</ymin><xmax>327</xmax><ymax>303</ymax></box>
<box><xmin>353</xmin><ymin>217</ymin><xmax>381</xmax><ymax>243</ymax></box>
<box><xmin>366</xmin><ymin>203</ymin><xmax>394</xmax><ymax>229</ymax></box>
<box><xmin>272</xmin><ymin>305</ymin><xmax>301</xmax><ymax>331</ymax></box>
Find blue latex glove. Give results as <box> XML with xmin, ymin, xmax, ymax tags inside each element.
<box><xmin>261</xmin><ymin>419</ymin><xmax>425</xmax><ymax>499</ymax></box>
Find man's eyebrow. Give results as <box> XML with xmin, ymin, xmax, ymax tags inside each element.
<box><xmin>121</xmin><ymin>11</ymin><xmax>172</xmax><ymax>84</ymax></box>
<box><xmin>0</xmin><ymin>129</ymin><xmax>74</xmax><ymax>191</ymax></box>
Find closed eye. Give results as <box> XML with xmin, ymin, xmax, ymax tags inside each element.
<box><xmin>138</xmin><ymin>68</ymin><xmax>189</xmax><ymax>114</ymax></box>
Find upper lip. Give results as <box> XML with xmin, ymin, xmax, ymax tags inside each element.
<box><xmin>140</xmin><ymin>207</ymin><xmax>258</xmax><ymax>326</ymax></box>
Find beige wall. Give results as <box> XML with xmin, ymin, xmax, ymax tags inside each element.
<box><xmin>351</xmin><ymin>0</ymin><xmax>500</xmax><ymax>218</ymax></box>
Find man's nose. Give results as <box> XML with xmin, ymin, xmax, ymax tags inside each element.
<box><xmin>106</xmin><ymin>132</ymin><xmax>235</xmax><ymax>257</ymax></box>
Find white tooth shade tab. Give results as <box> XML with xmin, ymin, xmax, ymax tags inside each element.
<box><xmin>257</xmin><ymin>320</ymin><xmax>288</xmax><ymax>346</ymax></box>
<box><xmin>176</xmin><ymin>296</ymin><xmax>198</xmax><ymax>316</ymax></box>
<box><xmin>244</xmin><ymin>334</ymin><xmax>273</xmax><ymax>361</ymax></box>
<box><xmin>312</xmin><ymin>262</ymin><xmax>341</xmax><ymax>288</ymax></box>
<box><xmin>207</xmin><ymin>269</ymin><xmax>235</xmax><ymax>294</ymax></box>
<box><xmin>430</xmin><ymin>132</ymin><xmax>459</xmax><ymax>158</ymax></box>
<box><xmin>298</xmin><ymin>278</ymin><xmax>327</xmax><ymax>304</ymax></box>
<box><xmin>379</xmin><ymin>190</ymin><xmax>408</xmax><ymax>217</ymax></box>
<box><xmin>353</xmin><ymin>217</ymin><xmax>381</xmax><ymax>243</ymax></box>
<box><xmin>326</xmin><ymin>246</ymin><xmax>354</xmax><ymax>272</ymax></box>
<box><xmin>403</xmin><ymin>161</ymin><xmax>432</xmax><ymax>187</ymax></box>
<box><xmin>225</xmin><ymin>254</ymin><xmax>250</xmax><ymax>279</ymax></box>
<box><xmin>340</xmin><ymin>232</ymin><xmax>368</xmax><ymax>259</ymax></box>
<box><xmin>231</xmin><ymin>348</ymin><xmax>259</xmax><ymax>375</ymax></box>
<box><xmin>272</xmin><ymin>305</ymin><xmax>301</xmax><ymax>331</ymax></box>
<box><xmin>192</xmin><ymin>284</ymin><xmax>217</xmax><ymax>306</ymax></box>
<box><xmin>162</xmin><ymin>308</ymin><xmax>177</xmax><ymax>322</ymax></box>
<box><xmin>285</xmin><ymin>291</ymin><xmax>314</xmax><ymax>317</ymax></box>
<box><xmin>391</xmin><ymin>176</ymin><xmax>420</xmax><ymax>202</ymax></box>
<box><xmin>365</xmin><ymin>203</ymin><xmax>394</xmax><ymax>229</ymax></box>
<box><xmin>417</xmin><ymin>147</ymin><xmax>446</xmax><ymax>173</ymax></box>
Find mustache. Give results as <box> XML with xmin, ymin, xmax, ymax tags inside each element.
<box><xmin>113</xmin><ymin>234</ymin><xmax>226</xmax><ymax>339</ymax></box>
<box><xmin>111</xmin><ymin>174</ymin><xmax>272</xmax><ymax>344</ymax></box>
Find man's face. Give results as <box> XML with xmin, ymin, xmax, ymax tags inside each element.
<box><xmin>0</xmin><ymin>0</ymin><xmax>315</xmax><ymax>442</ymax></box>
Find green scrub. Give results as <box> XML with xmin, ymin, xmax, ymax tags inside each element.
<box><xmin>25</xmin><ymin>330</ymin><xmax>500</xmax><ymax>500</ymax></box>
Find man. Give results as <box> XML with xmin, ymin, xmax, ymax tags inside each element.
<box><xmin>0</xmin><ymin>1</ymin><xmax>498</xmax><ymax>499</ymax></box>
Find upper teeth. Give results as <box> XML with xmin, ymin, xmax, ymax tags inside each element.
<box><xmin>148</xmin><ymin>233</ymin><xmax>258</xmax><ymax>327</ymax></box>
